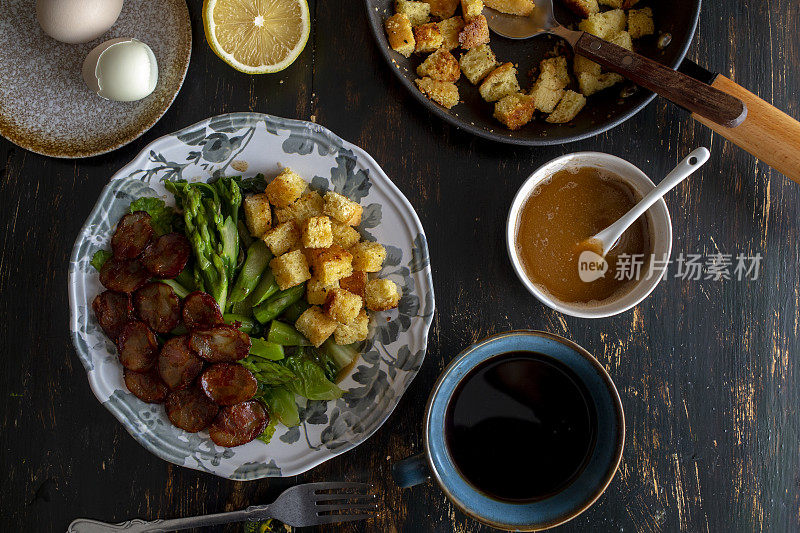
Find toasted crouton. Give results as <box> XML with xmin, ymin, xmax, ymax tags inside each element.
<box><xmin>530</xmin><ymin>84</ymin><xmax>565</xmax><ymax>114</ymax></box>
<box><xmin>479</xmin><ymin>63</ymin><xmax>520</xmax><ymax>102</ymax></box>
<box><xmin>295</xmin><ymin>306</ymin><xmax>338</xmax><ymax>347</ymax></box>
<box><xmin>546</xmin><ymin>90</ymin><xmax>587</xmax><ymax>124</ymax></box>
<box><xmin>599</xmin><ymin>0</ymin><xmax>638</xmax><ymax>7</ymax></box>
<box><xmin>483</xmin><ymin>0</ymin><xmax>534</xmax><ymax>15</ymax></box>
<box><xmin>274</xmin><ymin>191</ymin><xmax>324</xmax><ymax>224</ymax></box>
<box><xmin>296</xmin><ymin>245</ymin><xmax>325</xmax><ymax>268</ymax></box>
<box><xmin>627</xmin><ymin>7</ymin><xmax>654</xmax><ymax>39</ymax></box>
<box><xmin>265</xmin><ymin>168</ymin><xmax>306</xmax><ymax>208</ymax></box>
<box><xmin>562</xmin><ymin>0</ymin><xmax>598</xmax><ymax>17</ymax></box>
<box><xmin>458</xmin><ymin>14</ymin><xmax>489</xmax><ymax>49</ymax></box>
<box><xmin>428</xmin><ymin>0</ymin><xmax>459</xmax><ymax>18</ymax></box>
<box><xmin>414</xmin><ymin>22</ymin><xmax>443</xmax><ymax>53</ymax></box>
<box><xmin>539</xmin><ymin>56</ymin><xmax>571</xmax><ymax>88</ymax></box>
<box><xmin>307</xmin><ymin>277</ymin><xmax>339</xmax><ymax>305</ymax></box>
<box><xmin>394</xmin><ymin>0</ymin><xmax>431</xmax><ymax>26</ymax></box>
<box><xmin>577</xmin><ymin>72</ymin><xmax>623</xmax><ymax>96</ymax></box>
<box><xmin>301</xmin><ymin>216</ymin><xmax>333</xmax><ymax>249</ymax></box>
<box><xmin>311</xmin><ymin>245</ymin><xmax>353</xmax><ymax>286</ymax></box>
<box><xmin>365</xmin><ymin>279</ymin><xmax>401</xmax><ymax>311</ymax></box>
<box><xmin>350</xmin><ymin>242</ymin><xmax>387</xmax><ymax>272</ymax></box>
<box><xmin>262</xmin><ymin>221</ymin><xmax>299</xmax><ymax>256</ymax></box>
<box><xmin>243</xmin><ymin>193</ymin><xmax>272</xmax><ymax>238</ymax></box>
<box><xmin>530</xmin><ymin>56</ymin><xmax>570</xmax><ymax>113</ymax></box>
<box><xmin>609</xmin><ymin>30</ymin><xmax>633</xmax><ymax>51</ymax></box>
<box><xmin>323</xmin><ymin>192</ymin><xmax>362</xmax><ymax>226</ymax></box>
<box><xmin>334</xmin><ymin>309</ymin><xmax>370</xmax><ymax>345</ymax></box>
<box><xmin>324</xmin><ymin>288</ymin><xmax>363</xmax><ymax>324</ymax></box>
<box><xmin>330</xmin><ymin>220</ymin><xmax>361</xmax><ymax>249</ymax></box>
<box><xmin>417</xmin><ymin>49</ymin><xmax>461</xmax><ymax>82</ymax></box>
<box><xmin>461</xmin><ymin>0</ymin><xmax>484</xmax><ymax>20</ymax></box>
<box><xmin>437</xmin><ymin>16</ymin><xmax>465</xmax><ymax>51</ymax></box>
<box><xmin>385</xmin><ymin>13</ymin><xmax>415</xmax><ymax>57</ymax></box>
<box><xmin>579</xmin><ymin>9</ymin><xmax>626</xmax><ymax>39</ymax></box>
<box><xmin>573</xmin><ymin>54</ymin><xmax>601</xmax><ymax>78</ymax></box>
<box><xmin>339</xmin><ymin>271</ymin><xmax>368</xmax><ymax>299</ymax></box>
<box><xmin>416</xmin><ymin>77</ymin><xmax>460</xmax><ymax>109</ymax></box>
<box><xmin>494</xmin><ymin>93</ymin><xmax>535</xmax><ymax>130</ymax></box>
<box><xmin>270</xmin><ymin>250</ymin><xmax>312</xmax><ymax>290</ymax></box>
<box><xmin>459</xmin><ymin>44</ymin><xmax>498</xmax><ymax>84</ymax></box>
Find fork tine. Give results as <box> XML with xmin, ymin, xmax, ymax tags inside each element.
<box><xmin>311</xmin><ymin>513</ymin><xmax>374</xmax><ymax>525</ymax></box>
<box><xmin>306</xmin><ymin>482</ymin><xmax>372</xmax><ymax>492</ymax></box>
<box><xmin>315</xmin><ymin>502</ymin><xmax>380</xmax><ymax>512</ymax></box>
<box><xmin>314</xmin><ymin>492</ymin><xmax>378</xmax><ymax>503</ymax></box>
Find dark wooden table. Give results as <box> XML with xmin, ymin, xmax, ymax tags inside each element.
<box><xmin>2</xmin><ymin>1</ymin><xmax>798</xmax><ymax>532</ymax></box>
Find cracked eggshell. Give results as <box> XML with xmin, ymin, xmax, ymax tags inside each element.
<box><xmin>37</xmin><ymin>0</ymin><xmax>124</xmax><ymax>44</ymax></box>
<box><xmin>82</xmin><ymin>38</ymin><xmax>159</xmax><ymax>102</ymax></box>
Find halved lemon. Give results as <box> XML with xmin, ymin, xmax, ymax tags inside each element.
<box><xmin>203</xmin><ymin>0</ymin><xmax>310</xmax><ymax>74</ymax></box>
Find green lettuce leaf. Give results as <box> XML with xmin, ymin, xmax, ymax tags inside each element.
<box><xmin>240</xmin><ymin>357</ymin><xmax>297</xmax><ymax>386</ymax></box>
<box><xmin>257</xmin><ymin>417</ymin><xmax>278</xmax><ymax>445</ymax></box>
<box><xmin>129</xmin><ymin>197</ymin><xmax>178</xmax><ymax>236</ymax></box>
<box><xmin>90</xmin><ymin>250</ymin><xmax>112</xmax><ymax>272</ymax></box>
<box><xmin>281</xmin><ymin>353</ymin><xmax>343</xmax><ymax>401</ymax></box>
<box><xmin>259</xmin><ymin>386</ymin><xmax>300</xmax><ymax>427</ymax></box>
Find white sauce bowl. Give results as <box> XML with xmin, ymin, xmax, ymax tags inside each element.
<box><xmin>506</xmin><ymin>152</ymin><xmax>673</xmax><ymax>319</ymax></box>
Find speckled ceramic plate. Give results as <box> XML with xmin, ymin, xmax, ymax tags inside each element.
<box><xmin>0</xmin><ymin>0</ymin><xmax>191</xmax><ymax>159</ymax></box>
<box><xmin>68</xmin><ymin>112</ymin><xmax>435</xmax><ymax>479</ymax></box>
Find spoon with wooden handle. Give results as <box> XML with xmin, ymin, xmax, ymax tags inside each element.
<box><xmin>484</xmin><ymin>0</ymin><xmax>747</xmax><ymax>128</ymax></box>
<box><xmin>486</xmin><ymin>3</ymin><xmax>800</xmax><ymax>184</ymax></box>
<box><xmin>582</xmin><ymin>147</ymin><xmax>710</xmax><ymax>258</ymax></box>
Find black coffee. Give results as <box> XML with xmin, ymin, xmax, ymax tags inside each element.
<box><xmin>444</xmin><ymin>352</ymin><xmax>597</xmax><ymax>502</ymax></box>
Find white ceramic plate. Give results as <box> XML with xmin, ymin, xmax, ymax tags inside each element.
<box><xmin>68</xmin><ymin>112</ymin><xmax>435</xmax><ymax>479</ymax></box>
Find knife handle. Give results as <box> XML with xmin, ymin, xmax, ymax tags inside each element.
<box><xmin>691</xmin><ymin>75</ymin><xmax>800</xmax><ymax>185</ymax></box>
<box><xmin>573</xmin><ymin>32</ymin><xmax>748</xmax><ymax>128</ymax></box>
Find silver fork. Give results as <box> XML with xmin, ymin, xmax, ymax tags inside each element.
<box><xmin>67</xmin><ymin>482</ymin><xmax>378</xmax><ymax>532</ymax></box>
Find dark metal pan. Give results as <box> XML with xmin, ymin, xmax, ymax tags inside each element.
<box><xmin>364</xmin><ymin>1</ymin><xmax>800</xmax><ymax>182</ymax></box>
<box><xmin>364</xmin><ymin>0</ymin><xmax>701</xmax><ymax>145</ymax></box>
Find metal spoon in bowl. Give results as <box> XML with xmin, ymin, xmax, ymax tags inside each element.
<box><xmin>581</xmin><ymin>147</ymin><xmax>710</xmax><ymax>258</ymax></box>
<box><xmin>484</xmin><ymin>2</ymin><xmax>747</xmax><ymax>128</ymax></box>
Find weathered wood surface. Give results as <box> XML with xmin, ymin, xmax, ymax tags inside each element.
<box><xmin>1</xmin><ymin>0</ymin><xmax>798</xmax><ymax>531</ymax></box>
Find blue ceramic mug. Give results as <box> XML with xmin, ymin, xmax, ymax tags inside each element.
<box><xmin>393</xmin><ymin>331</ymin><xmax>625</xmax><ymax>531</ymax></box>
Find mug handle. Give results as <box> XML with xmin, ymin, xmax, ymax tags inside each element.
<box><xmin>392</xmin><ymin>453</ymin><xmax>431</xmax><ymax>488</ymax></box>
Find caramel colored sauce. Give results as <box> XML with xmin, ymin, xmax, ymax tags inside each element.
<box><xmin>515</xmin><ymin>167</ymin><xmax>651</xmax><ymax>304</ymax></box>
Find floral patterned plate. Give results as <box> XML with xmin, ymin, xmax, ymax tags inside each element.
<box><xmin>68</xmin><ymin>112</ymin><xmax>435</xmax><ymax>480</ymax></box>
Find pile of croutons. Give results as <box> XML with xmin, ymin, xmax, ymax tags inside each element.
<box><xmin>384</xmin><ymin>0</ymin><xmax>654</xmax><ymax>130</ymax></box>
<box><xmin>243</xmin><ymin>168</ymin><xmax>401</xmax><ymax>348</ymax></box>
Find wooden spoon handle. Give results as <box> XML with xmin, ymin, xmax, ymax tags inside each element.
<box><xmin>691</xmin><ymin>75</ymin><xmax>800</xmax><ymax>184</ymax></box>
<box><xmin>573</xmin><ymin>32</ymin><xmax>747</xmax><ymax>128</ymax></box>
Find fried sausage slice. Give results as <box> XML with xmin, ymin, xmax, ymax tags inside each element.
<box><xmin>182</xmin><ymin>291</ymin><xmax>224</xmax><ymax>331</ymax></box>
<box><xmin>124</xmin><ymin>369</ymin><xmax>169</xmax><ymax>404</ymax></box>
<box><xmin>141</xmin><ymin>233</ymin><xmax>191</xmax><ymax>279</ymax></box>
<box><xmin>190</xmin><ymin>325</ymin><xmax>251</xmax><ymax>363</ymax></box>
<box><xmin>158</xmin><ymin>335</ymin><xmax>204</xmax><ymax>390</ymax></box>
<box><xmin>199</xmin><ymin>363</ymin><xmax>258</xmax><ymax>405</ymax></box>
<box><xmin>99</xmin><ymin>258</ymin><xmax>151</xmax><ymax>293</ymax></box>
<box><xmin>116</xmin><ymin>321</ymin><xmax>159</xmax><ymax>372</ymax></box>
<box><xmin>208</xmin><ymin>401</ymin><xmax>268</xmax><ymax>447</ymax></box>
<box><xmin>92</xmin><ymin>290</ymin><xmax>133</xmax><ymax>341</ymax></box>
<box><xmin>134</xmin><ymin>282</ymin><xmax>181</xmax><ymax>333</ymax></box>
<box><xmin>165</xmin><ymin>386</ymin><xmax>219</xmax><ymax>433</ymax></box>
<box><xmin>111</xmin><ymin>212</ymin><xmax>154</xmax><ymax>259</ymax></box>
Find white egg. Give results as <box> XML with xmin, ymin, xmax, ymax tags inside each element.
<box><xmin>82</xmin><ymin>38</ymin><xmax>159</xmax><ymax>102</ymax></box>
<box><xmin>37</xmin><ymin>0</ymin><xmax>124</xmax><ymax>44</ymax></box>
